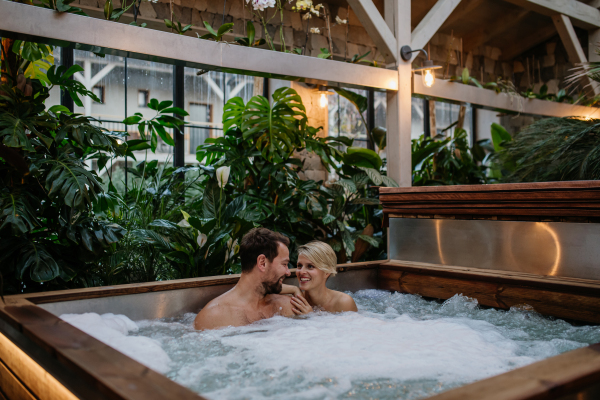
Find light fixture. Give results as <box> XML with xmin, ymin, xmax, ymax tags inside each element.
<box><xmin>317</xmin><ymin>85</ymin><xmax>333</xmax><ymax>108</ymax></box>
<box><xmin>400</xmin><ymin>46</ymin><xmax>443</xmax><ymax>88</ymax></box>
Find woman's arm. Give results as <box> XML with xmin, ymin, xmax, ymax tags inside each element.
<box><xmin>280</xmin><ymin>283</ymin><xmax>302</xmax><ymax>297</ymax></box>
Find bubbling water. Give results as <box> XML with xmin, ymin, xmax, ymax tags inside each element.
<box><xmin>60</xmin><ymin>290</ymin><xmax>600</xmax><ymax>400</ymax></box>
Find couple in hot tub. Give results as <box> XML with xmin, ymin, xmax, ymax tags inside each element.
<box><xmin>194</xmin><ymin>227</ymin><xmax>357</xmax><ymax>330</ymax></box>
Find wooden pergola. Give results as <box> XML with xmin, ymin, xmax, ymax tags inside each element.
<box><xmin>1</xmin><ymin>0</ymin><xmax>600</xmax><ymax>188</ymax></box>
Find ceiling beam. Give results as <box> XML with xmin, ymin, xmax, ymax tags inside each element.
<box><xmin>503</xmin><ymin>0</ymin><xmax>600</xmax><ymax>29</ymax></box>
<box><xmin>346</xmin><ymin>0</ymin><xmax>397</xmax><ymax>63</ymax></box>
<box><xmin>0</xmin><ymin>1</ymin><xmax>398</xmax><ymax>91</ymax></box>
<box><xmin>552</xmin><ymin>14</ymin><xmax>600</xmax><ymax>95</ymax></box>
<box><xmin>463</xmin><ymin>10</ymin><xmax>531</xmax><ymax>53</ymax></box>
<box><xmin>411</xmin><ymin>0</ymin><xmax>462</xmax><ymax>51</ymax></box>
<box><xmin>500</xmin><ymin>23</ymin><xmax>557</xmax><ymax>60</ymax></box>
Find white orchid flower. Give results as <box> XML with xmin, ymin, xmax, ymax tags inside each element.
<box><xmin>216</xmin><ymin>166</ymin><xmax>231</xmax><ymax>188</ymax></box>
<box><xmin>246</xmin><ymin>0</ymin><xmax>276</xmax><ymax>11</ymax></box>
<box><xmin>196</xmin><ymin>232</ymin><xmax>208</xmax><ymax>247</ymax></box>
<box><xmin>310</xmin><ymin>27</ymin><xmax>320</xmax><ymax>34</ymax></box>
<box><xmin>335</xmin><ymin>16</ymin><xmax>347</xmax><ymax>24</ymax></box>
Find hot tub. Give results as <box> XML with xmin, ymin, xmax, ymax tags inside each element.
<box><xmin>2</xmin><ymin>181</ymin><xmax>600</xmax><ymax>400</ymax></box>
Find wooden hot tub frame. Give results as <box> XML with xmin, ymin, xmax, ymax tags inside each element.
<box><xmin>2</xmin><ymin>181</ymin><xmax>600</xmax><ymax>400</ymax></box>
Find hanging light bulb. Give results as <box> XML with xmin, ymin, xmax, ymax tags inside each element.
<box><xmin>423</xmin><ymin>68</ymin><xmax>435</xmax><ymax>88</ymax></box>
<box><xmin>400</xmin><ymin>46</ymin><xmax>442</xmax><ymax>88</ymax></box>
<box><xmin>316</xmin><ymin>85</ymin><xmax>332</xmax><ymax>108</ymax></box>
<box><xmin>319</xmin><ymin>93</ymin><xmax>328</xmax><ymax>108</ymax></box>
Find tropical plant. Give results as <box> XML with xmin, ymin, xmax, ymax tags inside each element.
<box><xmin>493</xmin><ymin>117</ymin><xmax>600</xmax><ymax>182</ymax></box>
<box><xmin>235</xmin><ymin>21</ymin><xmax>266</xmax><ymax>47</ymax></box>
<box><xmin>196</xmin><ymin>87</ymin><xmax>396</xmax><ymax>263</ymax></box>
<box><xmin>165</xmin><ymin>13</ymin><xmax>192</xmax><ymax>35</ymax></box>
<box><xmin>199</xmin><ymin>22</ymin><xmax>234</xmax><ymax>42</ymax></box>
<box><xmin>412</xmin><ymin>128</ymin><xmax>492</xmax><ymax>186</ymax></box>
<box><xmin>0</xmin><ymin>43</ymin><xmax>128</xmax><ymax>294</ymax></box>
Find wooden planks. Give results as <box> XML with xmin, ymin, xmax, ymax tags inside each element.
<box><xmin>0</xmin><ymin>304</ymin><xmax>205</xmax><ymax>400</ymax></box>
<box><xmin>0</xmin><ymin>359</ymin><xmax>36</xmax><ymax>400</ymax></box>
<box><xmin>380</xmin><ymin>181</ymin><xmax>600</xmax><ymax>219</ymax></box>
<box><xmin>378</xmin><ymin>261</ymin><xmax>600</xmax><ymax>324</ymax></box>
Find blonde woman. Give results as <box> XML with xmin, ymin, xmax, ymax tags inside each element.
<box><xmin>282</xmin><ymin>241</ymin><xmax>358</xmax><ymax>314</ymax></box>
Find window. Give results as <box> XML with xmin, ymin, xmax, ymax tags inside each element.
<box><xmin>188</xmin><ymin>103</ymin><xmax>212</xmax><ymax>154</ymax></box>
<box><xmin>138</xmin><ymin>90</ymin><xmax>149</xmax><ymax>107</ymax></box>
<box><xmin>92</xmin><ymin>85</ymin><xmax>104</xmax><ymax>103</ymax></box>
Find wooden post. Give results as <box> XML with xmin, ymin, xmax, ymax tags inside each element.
<box><xmin>386</xmin><ymin>0</ymin><xmax>412</xmax><ymax>187</ymax></box>
<box><xmin>589</xmin><ymin>29</ymin><xmax>600</xmax><ymax>62</ymax></box>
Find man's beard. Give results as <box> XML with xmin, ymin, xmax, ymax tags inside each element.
<box><xmin>262</xmin><ymin>276</ymin><xmax>283</xmax><ymax>295</ymax></box>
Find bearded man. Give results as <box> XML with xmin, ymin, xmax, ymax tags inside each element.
<box><xmin>194</xmin><ymin>227</ymin><xmax>294</xmax><ymax>330</ymax></box>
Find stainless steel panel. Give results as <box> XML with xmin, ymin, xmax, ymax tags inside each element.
<box><xmin>0</xmin><ymin>1</ymin><xmax>398</xmax><ymax>91</ymax></box>
<box><xmin>389</xmin><ymin>218</ymin><xmax>600</xmax><ymax>280</ymax></box>
<box><xmin>39</xmin><ymin>269</ymin><xmax>377</xmax><ymax>320</ymax></box>
<box><xmin>40</xmin><ymin>284</ymin><xmax>234</xmax><ymax>320</ymax></box>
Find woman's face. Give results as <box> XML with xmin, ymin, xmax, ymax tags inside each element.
<box><xmin>296</xmin><ymin>254</ymin><xmax>329</xmax><ymax>291</ymax></box>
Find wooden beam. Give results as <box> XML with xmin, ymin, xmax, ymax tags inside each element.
<box><xmin>553</xmin><ymin>14</ymin><xmax>600</xmax><ymax>95</ymax></box>
<box><xmin>553</xmin><ymin>14</ymin><xmax>588</xmax><ymax>63</ymax></box>
<box><xmin>499</xmin><ymin>23</ymin><xmax>557</xmax><ymax>61</ymax></box>
<box><xmin>504</xmin><ymin>0</ymin><xmax>600</xmax><ymax>29</ymax></box>
<box><xmin>413</xmin><ymin>75</ymin><xmax>600</xmax><ymax>118</ymax></box>
<box><xmin>411</xmin><ymin>0</ymin><xmax>462</xmax><ymax>51</ymax></box>
<box><xmin>387</xmin><ymin>0</ymin><xmax>412</xmax><ymax>187</ymax></box>
<box><xmin>462</xmin><ymin>9</ymin><xmax>531</xmax><ymax>53</ymax></box>
<box><xmin>0</xmin><ymin>1</ymin><xmax>398</xmax><ymax>91</ymax></box>
<box><xmin>346</xmin><ymin>0</ymin><xmax>397</xmax><ymax>63</ymax></box>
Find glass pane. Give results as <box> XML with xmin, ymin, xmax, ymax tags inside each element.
<box><xmin>184</xmin><ymin>68</ymin><xmax>255</xmax><ymax>159</ymax></box>
<box><xmin>127</xmin><ymin>59</ymin><xmax>173</xmax><ymax>155</ymax></box>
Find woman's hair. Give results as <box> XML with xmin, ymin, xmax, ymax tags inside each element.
<box><xmin>297</xmin><ymin>241</ymin><xmax>338</xmax><ymax>276</ymax></box>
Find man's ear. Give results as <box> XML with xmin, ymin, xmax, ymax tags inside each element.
<box><xmin>256</xmin><ymin>254</ymin><xmax>267</xmax><ymax>272</ymax></box>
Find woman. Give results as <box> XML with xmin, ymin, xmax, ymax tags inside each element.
<box><xmin>282</xmin><ymin>241</ymin><xmax>358</xmax><ymax>314</ymax></box>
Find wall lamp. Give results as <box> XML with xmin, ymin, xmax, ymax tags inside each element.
<box><xmin>317</xmin><ymin>85</ymin><xmax>333</xmax><ymax>108</ymax></box>
<box><xmin>400</xmin><ymin>46</ymin><xmax>443</xmax><ymax>88</ymax></box>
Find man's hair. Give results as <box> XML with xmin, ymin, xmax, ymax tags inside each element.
<box><xmin>239</xmin><ymin>228</ymin><xmax>290</xmax><ymax>273</ymax></box>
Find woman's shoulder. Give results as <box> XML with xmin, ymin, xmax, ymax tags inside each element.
<box><xmin>329</xmin><ymin>291</ymin><xmax>358</xmax><ymax>313</ymax></box>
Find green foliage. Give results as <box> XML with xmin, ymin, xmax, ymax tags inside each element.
<box><xmin>165</xmin><ymin>14</ymin><xmax>192</xmax><ymax>35</ymax></box>
<box><xmin>494</xmin><ymin>117</ymin><xmax>600</xmax><ymax>182</ymax></box>
<box><xmin>122</xmin><ymin>98</ymin><xmax>188</xmax><ymax>154</ymax></box>
<box><xmin>199</xmin><ymin>22</ymin><xmax>234</xmax><ymax>41</ymax></box>
<box><xmin>412</xmin><ymin>128</ymin><xmax>492</xmax><ymax>186</ymax></box>
<box><xmin>0</xmin><ymin>43</ymin><xmax>127</xmax><ymax>293</ymax></box>
<box><xmin>235</xmin><ymin>21</ymin><xmax>266</xmax><ymax>47</ymax></box>
<box><xmin>318</xmin><ymin>48</ymin><xmax>332</xmax><ymax>59</ymax></box>
<box><xmin>196</xmin><ymin>88</ymin><xmax>395</xmax><ymax>263</ymax></box>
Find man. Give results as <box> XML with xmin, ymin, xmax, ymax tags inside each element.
<box><xmin>194</xmin><ymin>227</ymin><xmax>295</xmax><ymax>330</ymax></box>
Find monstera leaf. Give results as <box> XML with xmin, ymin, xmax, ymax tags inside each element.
<box><xmin>45</xmin><ymin>154</ymin><xmax>103</xmax><ymax>210</ymax></box>
<box><xmin>0</xmin><ymin>191</ymin><xmax>39</xmax><ymax>235</ymax></box>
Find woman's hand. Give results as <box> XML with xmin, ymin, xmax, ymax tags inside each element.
<box><xmin>291</xmin><ymin>294</ymin><xmax>312</xmax><ymax>315</ymax></box>
<box><xmin>280</xmin><ymin>284</ymin><xmax>302</xmax><ymax>297</ymax></box>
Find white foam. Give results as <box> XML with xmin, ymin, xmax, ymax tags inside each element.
<box><xmin>60</xmin><ymin>313</ymin><xmax>172</xmax><ymax>374</ymax></box>
<box><xmin>60</xmin><ymin>291</ymin><xmax>600</xmax><ymax>400</ymax></box>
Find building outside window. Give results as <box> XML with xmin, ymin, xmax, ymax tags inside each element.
<box><xmin>188</xmin><ymin>103</ymin><xmax>212</xmax><ymax>155</ymax></box>
<box><xmin>138</xmin><ymin>90</ymin><xmax>149</xmax><ymax>107</ymax></box>
<box><xmin>92</xmin><ymin>85</ymin><xmax>105</xmax><ymax>103</ymax></box>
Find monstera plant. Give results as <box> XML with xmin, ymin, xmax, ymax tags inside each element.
<box><xmin>0</xmin><ymin>42</ymin><xmax>129</xmax><ymax>294</ymax></box>
<box><xmin>196</xmin><ymin>87</ymin><xmax>397</xmax><ymax>263</ymax></box>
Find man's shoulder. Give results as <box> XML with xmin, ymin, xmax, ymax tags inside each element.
<box><xmin>194</xmin><ymin>293</ymin><xmax>241</xmax><ymax>330</ymax></box>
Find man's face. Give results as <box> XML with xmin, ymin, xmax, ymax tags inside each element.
<box><xmin>262</xmin><ymin>242</ymin><xmax>291</xmax><ymax>295</ymax></box>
